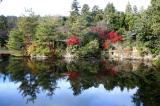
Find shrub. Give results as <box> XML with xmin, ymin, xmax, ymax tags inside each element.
<box><xmin>77</xmin><ymin>39</ymin><xmax>100</xmax><ymax>57</ymax></box>
<box><xmin>107</xmin><ymin>31</ymin><xmax>123</xmax><ymax>43</ymax></box>
<box><xmin>66</xmin><ymin>36</ymin><xmax>80</xmax><ymax>46</ymax></box>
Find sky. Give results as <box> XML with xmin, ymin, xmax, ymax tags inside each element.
<box><xmin>0</xmin><ymin>0</ymin><xmax>151</xmax><ymax>16</ymax></box>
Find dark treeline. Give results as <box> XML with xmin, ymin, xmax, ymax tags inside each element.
<box><xmin>0</xmin><ymin>15</ymin><xmax>17</xmax><ymax>46</ymax></box>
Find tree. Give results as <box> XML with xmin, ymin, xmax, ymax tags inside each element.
<box><xmin>7</xmin><ymin>29</ymin><xmax>24</xmax><ymax>51</ymax></box>
<box><xmin>71</xmin><ymin>0</ymin><xmax>80</xmax><ymax>12</ymax></box>
<box><xmin>33</xmin><ymin>18</ymin><xmax>59</xmax><ymax>56</ymax></box>
<box><xmin>150</xmin><ymin>0</ymin><xmax>160</xmax><ymax>35</ymax></box>
<box><xmin>146</xmin><ymin>0</ymin><xmax>160</xmax><ymax>54</ymax></box>
<box><xmin>7</xmin><ymin>12</ymin><xmax>39</xmax><ymax>55</ymax></box>
<box><xmin>133</xmin><ymin>5</ymin><xmax>138</xmax><ymax>14</ymax></box>
<box><xmin>104</xmin><ymin>3</ymin><xmax>117</xmax><ymax>31</ymax></box>
<box><xmin>134</xmin><ymin>3</ymin><xmax>160</xmax><ymax>55</ymax></box>
<box><xmin>81</xmin><ymin>4</ymin><xmax>90</xmax><ymax>15</ymax></box>
<box><xmin>81</xmin><ymin>4</ymin><xmax>93</xmax><ymax>27</ymax></box>
<box><xmin>92</xmin><ymin>5</ymin><xmax>99</xmax><ymax>15</ymax></box>
<box><xmin>68</xmin><ymin>0</ymin><xmax>81</xmax><ymax>30</ymax></box>
<box><xmin>18</xmin><ymin>13</ymin><xmax>38</xmax><ymax>40</ymax></box>
<box><xmin>91</xmin><ymin>5</ymin><xmax>103</xmax><ymax>23</ymax></box>
<box><xmin>0</xmin><ymin>15</ymin><xmax>8</xmax><ymax>47</ymax></box>
<box><xmin>124</xmin><ymin>3</ymin><xmax>135</xmax><ymax>31</ymax></box>
<box><xmin>125</xmin><ymin>2</ymin><xmax>132</xmax><ymax>13</ymax></box>
<box><xmin>70</xmin><ymin>0</ymin><xmax>80</xmax><ymax>19</ymax></box>
<box><xmin>0</xmin><ymin>15</ymin><xmax>8</xmax><ymax>30</ymax></box>
<box><xmin>70</xmin><ymin>16</ymin><xmax>90</xmax><ymax>36</ymax></box>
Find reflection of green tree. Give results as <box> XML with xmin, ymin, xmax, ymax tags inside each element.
<box><xmin>7</xmin><ymin>58</ymin><xmax>38</xmax><ymax>102</ymax></box>
<box><xmin>0</xmin><ymin>56</ymin><xmax>9</xmax><ymax>81</ymax></box>
<box><xmin>35</xmin><ymin>61</ymin><xmax>59</xmax><ymax>96</ymax></box>
<box><xmin>132</xmin><ymin>67</ymin><xmax>160</xmax><ymax>106</ymax></box>
<box><xmin>0</xmin><ymin>57</ymin><xmax>159</xmax><ymax>105</ymax></box>
<box><xmin>6</xmin><ymin>58</ymin><xmax>62</xmax><ymax>102</ymax></box>
<box><xmin>66</xmin><ymin>60</ymin><xmax>100</xmax><ymax>95</ymax></box>
<box><xmin>66</xmin><ymin>60</ymin><xmax>100</xmax><ymax>73</ymax></box>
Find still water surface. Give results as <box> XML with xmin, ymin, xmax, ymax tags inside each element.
<box><xmin>0</xmin><ymin>56</ymin><xmax>159</xmax><ymax>106</ymax></box>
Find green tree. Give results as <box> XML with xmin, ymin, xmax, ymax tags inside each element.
<box><xmin>33</xmin><ymin>18</ymin><xmax>59</xmax><ymax>56</ymax></box>
<box><xmin>124</xmin><ymin>3</ymin><xmax>135</xmax><ymax>31</ymax></box>
<box><xmin>69</xmin><ymin>0</ymin><xmax>80</xmax><ymax>23</ymax></box>
<box><xmin>125</xmin><ymin>2</ymin><xmax>132</xmax><ymax>13</ymax></box>
<box><xmin>81</xmin><ymin>4</ymin><xmax>90</xmax><ymax>15</ymax></box>
<box><xmin>81</xmin><ymin>4</ymin><xmax>93</xmax><ymax>27</ymax></box>
<box><xmin>146</xmin><ymin>0</ymin><xmax>160</xmax><ymax>54</ymax></box>
<box><xmin>91</xmin><ymin>5</ymin><xmax>103</xmax><ymax>23</ymax></box>
<box><xmin>68</xmin><ymin>0</ymin><xmax>81</xmax><ymax>32</ymax></box>
<box><xmin>7</xmin><ymin>29</ymin><xmax>24</xmax><ymax>51</ymax></box>
<box><xmin>0</xmin><ymin>15</ymin><xmax>8</xmax><ymax>30</ymax></box>
<box><xmin>104</xmin><ymin>3</ymin><xmax>117</xmax><ymax>31</ymax></box>
<box><xmin>18</xmin><ymin>13</ymin><xmax>39</xmax><ymax>44</ymax></box>
<box><xmin>133</xmin><ymin>5</ymin><xmax>138</xmax><ymax>14</ymax></box>
<box><xmin>134</xmin><ymin>5</ymin><xmax>160</xmax><ymax>55</ymax></box>
<box><xmin>7</xmin><ymin>12</ymin><xmax>39</xmax><ymax>55</ymax></box>
<box><xmin>0</xmin><ymin>15</ymin><xmax>8</xmax><ymax>47</ymax></box>
<box><xmin>71</xmin><ymin>0</ymin><xmax>80</xmax><ymax>13</ymax></box>
<box><xmin>70</xmin><ymin>16</ymin><xmax>89</xmax><ymax>36</ymax></box>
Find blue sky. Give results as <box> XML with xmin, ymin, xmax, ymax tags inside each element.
<box><xmin>0</xmin><ymin>77</ymin><xmax>138</xmax><ymax>106</ymax></box>
<box><xmin>0</xmin><ymin>0</ymin><xmax>151</xmax><ymax>16</ymax></box>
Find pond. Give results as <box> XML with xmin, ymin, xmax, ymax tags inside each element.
<box><xmin>0</xmin><ymin>56</ymin><xmax>159</xmax><ymax>106</ymax></box>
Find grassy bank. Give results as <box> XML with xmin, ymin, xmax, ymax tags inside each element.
<box><xmin>0</xmin><ymin>48</ymin><xmax>23</xmax><ymax>56</ymax></box>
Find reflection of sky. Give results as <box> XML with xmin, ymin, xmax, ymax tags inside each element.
<box><xmin>0</xmin><ymin>77</ymin><xmax>137</xmax><ymax>106</ymax></box>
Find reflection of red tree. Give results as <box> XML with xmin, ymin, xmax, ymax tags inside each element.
<box><xmin>100</xmin><ymin>60</ymin><xmax>119</xmax><ymax>76</ymax></box>
<box><xmin>65</xmin><ymin>71</ymin><xmax>80</xmax><ymax>80</ymax></box>
<box><xmin>102</xmin><ymin>67</ymin><xmax>118</xmax><ymax>76</ymax></box>
<box><xmin>66</xmin><ymin>36</ymin><xmax>80</xmax><ymax>46</ymax></box>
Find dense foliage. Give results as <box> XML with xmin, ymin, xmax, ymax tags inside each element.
<box><xmin>3</xmin><ymin>0</ymin><xmax>160</xmax><ymax>58</ymax></box>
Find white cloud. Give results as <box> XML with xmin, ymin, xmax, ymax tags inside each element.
<box><xmin>0</xmin><ymin>0</ymin><xmax>151</xmax><ymax>16</ymax></box>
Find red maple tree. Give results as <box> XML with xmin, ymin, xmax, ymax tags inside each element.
<box><xmin>107</xmin><ymin>31</ymin><xmax>123</xmax><ymax>43</ymax></box>
<box><xmin>66</xmin><ymin>36</ymin><xmax>80</xmax><ymax>46</ymax></box>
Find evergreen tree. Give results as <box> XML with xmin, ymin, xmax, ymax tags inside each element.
<box><xmin>150</xmin><ymin>0</ymin><xmax>160</xmax><ymax>36</ymax></box>
<box><xmin>81</xmin><ymin>4</ymin><xmax>90</xmax><ymax>15</ymax></box>
<box><xmin>124</xmin><ymin>2</ymin><xmax>135</xmax><ymax>31</ymax></box>
<box><xmin>34</xmin><ymin>18</ymin><xmax>59</xmax><ymax>56</ymax></box>
<box><xmin>71</xmin><ymin>0</ymin><xmax>80</xmax><ymax>13</ymax></box>
<box><xmin>125</xmin><ymin>2</ymin><xmax>132</xmax><ymax>13</ymax></box>
<box><xmin>70</xmin><ymin>0</ymin><xmax>80</xmax><ymax>19</ymax></box>
<box><xmin>147</xmin><ymin>0</ymin><xmax>160</xmax><ymax>54</ymax></box>
<box><xmin>92</xmin><ymin>5</ymin><xmax>103</xmax><ymax>23</ymax></box>
<box><xmin>133</xmin><ymin>5</ymin><xmax>138</xmax><ymax>14</ymax></box>
<box><xmin>104</xmin><ymin>3</ymin><xmax>116</xmax><ymax>31</ymax></box>
<box><xmin>7</xmin><ymin>12</ymin><xmax>39</xmax><ymax>55</ymax></box>
<box><xmin>68</xmin><ymin>0</ymin><xmax>81</xmax><ymax>30</ymax></box>
<box><xmin>7</xmin><ymin>29</ymin><xmax>24</xmax><ymax>51</ymax></box>
<box><xmin>81</xmin><ymin>4</ymin><xmax>92</xmax><ymax>27</ymax></box>
<box><xmin>0</xmin><ymin>15</ymin><xmax>8</xmax><ymax>30</ymax></box>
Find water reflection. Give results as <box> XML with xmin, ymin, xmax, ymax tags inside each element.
<box><xmin>0</xmin><ymin>56</ymin><xmax>160</xmax><ymax>106</ymax></box>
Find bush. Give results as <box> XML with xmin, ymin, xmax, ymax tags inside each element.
<box><xmin>77</xmin><ymin>39</ymin><xmax>100</xmax><ymax>58</ymax></box>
